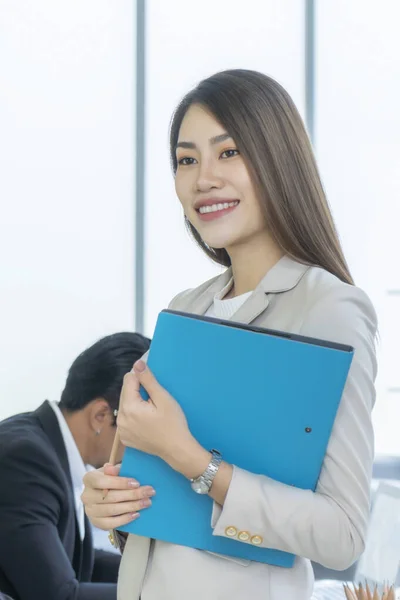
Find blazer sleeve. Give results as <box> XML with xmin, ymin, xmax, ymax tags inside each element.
<box><xmin>210</xmin><ymin>284</ymin><xmax>377</xmax><ymax>570</ymax></box>
<box><xmin>0</xmin><ymin>438</ymin><xmax>117</xmax><ymax>600</ymax></box>
<box><xmin>91</xmin><ymin>550</ymin><xmax>120</xmax><ymax>583</ymax></box>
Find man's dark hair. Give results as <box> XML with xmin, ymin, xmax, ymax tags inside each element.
<box><xmin>59</xmin><ymin>332</ymin><xmax>150</xmax><ymax>413</ymax></box>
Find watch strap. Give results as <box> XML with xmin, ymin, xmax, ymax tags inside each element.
<box><xmin>191</xmin><ymin>448</ymin><xmax>222</xmax><ymax>491</ymax></box>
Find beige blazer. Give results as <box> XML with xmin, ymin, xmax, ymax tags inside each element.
<box><xmin>118</xmin><ymin>256</ymin><xmax>377</xmax><ymax>600</ymax></box>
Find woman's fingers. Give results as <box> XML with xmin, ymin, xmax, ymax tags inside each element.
<box><xmin>103</xmin><ymin>463</ymin><xmax>121</xmax><ymax>476</ymax></box>
<box><xmin>82</xmin><ymin>485</ymin><xmax>155</xmax><ymax>506</ymax></box>
<box><xmin>100</xmin><ymin>486</ymin><xmax>155</xmax><ymax>504</ymax></box>
<box><xmin>83</xmin><ymin>469</ymin><xmax>139</xmax><ymax>492</ymax></box>
<box><xmin>86</xmin><ymin>498</ymin><xmax>152</xmax><ymax>519</ymax></box>
<box><xmin>81</xmin><ymin>464</ymin><xmax>156</xmax><ymax>531</ymax></box>
<box><xmin>89</xmin><ymin>511</ymin><xmax>141</xmax><ymax>531</ymax></box>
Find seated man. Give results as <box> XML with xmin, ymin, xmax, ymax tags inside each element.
<box><xmin>0</xmin><ymin>332</ymin><xmax>150</xmax><ymax>600</ymax></box>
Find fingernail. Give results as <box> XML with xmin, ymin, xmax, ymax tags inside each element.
<box><xmin>130</xmin><ymin>512</ymin><xmax>140</xmax><ymax>520</ymax></box>
<box><xmin>134</xmin><ymin>360</ymin><xmax>146</xmax><ymax>373</ymax></box>
<box><xmin>148</xmin><ymin>488</ymin><xmax>156</xmax><ymax>496</ymax></box>
<box><xmin>128</xmin><ymin>480</ymin><xmax>140</xmax><ymax>488</ymax></box>
<box><xmin>141</xmin><ymin>498</ymin><xmax>152</xmax><ymax>508</ymax></box>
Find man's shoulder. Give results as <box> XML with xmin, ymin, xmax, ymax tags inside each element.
<box><xmin>0</xmin><ymin>418</ymin><xmax>67</xmax><ymax>512</ymax></box>
<box><xmin>0</xmin><ymin>409</ymin><xmax>41</xmax><ymax>437</ymax></box>
<box><xmin>0</xmin><ymin>411</ymin><xmax>38</xmax><ymax>440</ymax></box>
<box><xmin>0</xmin><ymin>411</ymin><xmax>55</xmax><ymax>464</ymax></box>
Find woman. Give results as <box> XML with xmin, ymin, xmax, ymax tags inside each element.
<box><xmin>82</xmin><ymin>69</ymin><xmax>377</xmax><ymax>600</ymax></box>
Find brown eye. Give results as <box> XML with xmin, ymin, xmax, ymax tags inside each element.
<box><xmin>220</xmin><ymin>149</ymin><xmax>239</xmax><ymax>159</ymax></box>
<box><xmin>177</xmin><ymin>157</ymin><xmax>197</xmax><ymax>166</ymax></box>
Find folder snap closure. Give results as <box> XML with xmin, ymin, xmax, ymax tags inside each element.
<box><xmin>305</xmin><ymin>427</ymin><xmax>312</xmax><ymax>433</ymax></box>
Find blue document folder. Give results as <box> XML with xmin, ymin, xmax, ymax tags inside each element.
<box><xmin>119</xmin><ymin>309</ymin><xmax>354</xmax><ymax>567</ymax></box>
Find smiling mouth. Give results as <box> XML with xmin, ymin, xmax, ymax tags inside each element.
<box><xmin>197</xmin><ymin>201</ymin><xmax>239</xmax><ymax>215</ymax></box>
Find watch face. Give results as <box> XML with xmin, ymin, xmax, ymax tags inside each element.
<box><xmin>191</xmin><ymin>478</ymin><xmax>209</xmax><ymax>494</ymax></box>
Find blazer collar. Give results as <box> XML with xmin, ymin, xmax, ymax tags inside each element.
<box><xmin>34</xmin><ymin>400</ymin><xmax>73</xmax><ymax>488</ymax></box>
<box><xmin>34</xmin><ymin>400</ymin><xmax>92</xmax><ymax>573</ymax></box>
<box><xmin>256</xmin><ymin>255</ymin><xmax>310</xmax><ymax>294</ymax></box>
<box><xmin>185</xmin><ymin>255</ymin><xmax>310</xmax><ymax>325</ymax></box>
<box><xmin>188</xmin><ymin>268</ymin><xmax>232</xmax><ymax>316</ymax></box>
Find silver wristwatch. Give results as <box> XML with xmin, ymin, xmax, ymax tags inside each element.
<box><xmin>190</xmin><ymin>449</ymin><xmax>222</xmax><ymax>494</ymax></box>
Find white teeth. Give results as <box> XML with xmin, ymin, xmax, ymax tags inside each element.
<box><xmin>198</xmin><ymin>201</ymin><xmax>239</xmax><ymax>214</ymax></box>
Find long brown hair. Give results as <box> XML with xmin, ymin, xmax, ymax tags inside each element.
<box><xmin>170</xmin><ymin>69</ymin><xmax>353</xmax><ymax>285</ymax></box>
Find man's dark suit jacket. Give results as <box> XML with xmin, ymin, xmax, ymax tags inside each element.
<box><xmin>0</xmin><ymin>401</ymin><xmax>120</xmax><ymax>600</ymax></box>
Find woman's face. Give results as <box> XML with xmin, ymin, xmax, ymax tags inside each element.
<box><xmin>174</xmin><ymin>104</ymin><xmax>268</xmax><ymax>253</ymax></box>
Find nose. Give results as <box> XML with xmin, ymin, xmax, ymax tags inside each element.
<box><xmin>195</xmin><ymin>159</ymin><xmax>223</xmax><ymax>192</ymax></box>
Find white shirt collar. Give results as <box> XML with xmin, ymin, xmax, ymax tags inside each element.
<box><xmin>211</xmin><ymin>277</ymin><xmax>253</xmax><ymax>320</ymax></box>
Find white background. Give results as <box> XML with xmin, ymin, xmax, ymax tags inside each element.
<box><xmin>0</xmin><ymin>0</ymin><xmax>136</xmax><ymax>419</ymax></box>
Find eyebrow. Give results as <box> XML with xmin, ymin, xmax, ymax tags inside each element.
<box><xmin>176</xmin><ymin>133</ymin><xmax>232</xmax><ymax>150</ymax></box>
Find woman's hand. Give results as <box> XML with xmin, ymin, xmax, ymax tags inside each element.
<box><xmin>117</xmin><ymin>360</ymin><xmax>197</xmax><ymax>464</ymax></box>
<box><xmin>116</xmin><ymin>361</ymin><xmax>233</xmax><ymax>505</ymax></box>
<box><xmin>81</xmin><ymin>463</ymin><xmax>156</xmax><ymax>531</ymax></box>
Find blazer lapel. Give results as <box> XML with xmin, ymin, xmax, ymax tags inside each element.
<box><xmin>185</xmin><ymin>268</ymin><xmax>233</xmax><ymax>316</ymax></box>
<box><xmin>176</xmin><ymin>255</ymin><xmax>310</xmax><ymax>326</ymax></box>
<box><xmin>229</xmin><ymin>288</ymin><xmax>270</xmax><ymax>324</ymax></box>
<box><xmin>80</xmin><ymin>515</ymin><xmax>94</xmax><ymax>581</ymax></box>
<box><xmin>35</xmin><ymin>401</ymin><xmax>72</xmax><ymax>487</ymax></box>
<box><xmin>35</xmin><ymin>401</ymin><xmax>86</xmax><ymax>579</ymax></box>
<box><xmin>229</xmin><ymin>256</ymin><xmax>310</xmax><ymax>324</ymax></box>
